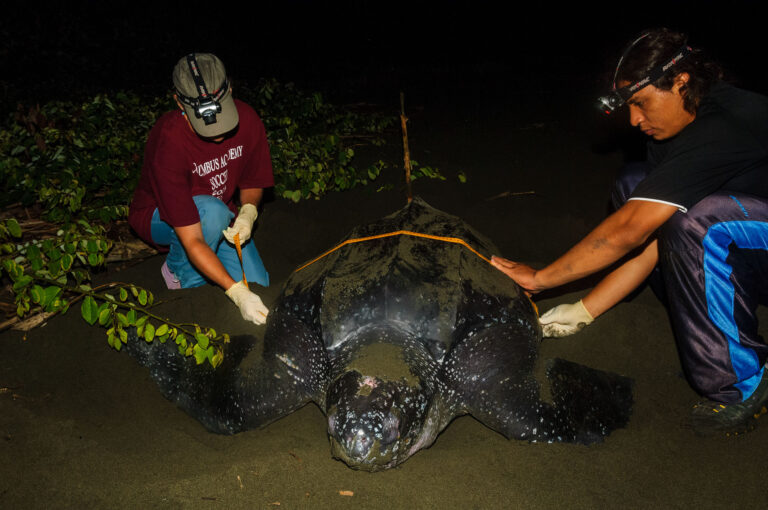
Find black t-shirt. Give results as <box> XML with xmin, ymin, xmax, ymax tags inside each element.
<box><xmin>630</xmin><ymin>82</ymin><xmax>768</xmax><ymax>212</ymax></box>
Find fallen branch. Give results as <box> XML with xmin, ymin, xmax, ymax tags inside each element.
<box><xmin>486</xmin><ymin>190</ymin><xmax>536</xmax><ymax>201</ymax></box>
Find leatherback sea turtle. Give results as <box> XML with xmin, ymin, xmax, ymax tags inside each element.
<box><xmin>128</xmin><ymin>198</ymin><xmax>633</xmax><ymax>471</ymax></box>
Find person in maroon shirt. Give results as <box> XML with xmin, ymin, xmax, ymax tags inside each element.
<box><xmin>129</xmin><ymin>53</ymin><xmax>273</xmax><ymax>325</ymax></box>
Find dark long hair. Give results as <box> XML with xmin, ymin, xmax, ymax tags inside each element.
<box><xmin>616</xmin><ymin>28</ymin><xmax>723</xmax><ymax>114</ymax></box>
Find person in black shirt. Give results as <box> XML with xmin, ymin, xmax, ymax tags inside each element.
<box><xmin>492</xmin><ymin>28</ymin><xmax>768</xmax><ymax>436</ymax></box>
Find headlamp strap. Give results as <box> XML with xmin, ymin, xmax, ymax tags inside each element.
<box><xmin>175</xmin><ymin>53</ymin><xmax>229</xmax><ymax>110</ymax></box>
<box><xmin>616</xmin><ymin>44</ymin><xmax>692</xmax><ymax>100</ymax></box>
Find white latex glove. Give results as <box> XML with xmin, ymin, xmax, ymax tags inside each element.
<box><xmin>539</xmin><ymin>300</ymin><xmax>594</xmax><ymax>338</ymax></box>
<box><xmin>225</xmin><ymin>281</ymin><xmax>269</xmax><ymax>325</ymax></box>
<box><xmin>223</xmin><ymin>203</ymin><xmax>258</xmax><ymax>245</ymax></box>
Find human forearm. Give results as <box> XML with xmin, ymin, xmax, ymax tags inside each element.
<box><xmin>532</xmin><ymin>200</ymin><xmax>677</xmax><ymax>291</ymax></box>
<box><xmin>183</xmin><ymin>237</ymin><xmax>237</xmax><ymax>289</ymax></box>
<box><xmin>240</xmin><ymin>188</ymin><xmax>263</xmax><ymax>207</ymax></box>
<box><xmin>535</xmin><ymin>217</ymin><xmax>643</xmax><ymax>290</ymax></box>
<box><xmin>582</xmin><ymin>238</ymin><xmax>659</xmax><ymax>318</ymax></box>
<box><xmin>175</xmin><ymin>223</ymin><xmax>236</xmax><ymax>290</ymax></box>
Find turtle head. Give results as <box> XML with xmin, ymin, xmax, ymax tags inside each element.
<box><xmin>324</xmin><ymin>331</ymin><xmax>439</xmax><ymax>471</ymax></box>
<box><xmin>326</xmin><ymin>370</ymin><xmax>430</xmax><ymax>471</ymax></box>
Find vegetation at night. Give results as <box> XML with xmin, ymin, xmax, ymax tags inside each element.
<box><xmin>0</xmin><ymin>80</ymin><xmax>446</xmax><ymax>358</ymax></box>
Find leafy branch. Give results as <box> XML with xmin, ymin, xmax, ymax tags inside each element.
<box><xmin>1</xmin><ymin>218</ymin><xmax>225</xmax><ymax>367</ymax></box>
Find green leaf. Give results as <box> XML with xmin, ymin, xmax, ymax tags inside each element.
<box><xmin>119</xmin><ymin>328</ymin><xmax>128</xmax><ymax>344</ymax></box>
<box><xmin>119</xmin><ymin>288</ymin><xmax>128</xmax><ymax>301</ymax></box>
<box><xmin>29</xmin><ymin>285</ymin><xmax>44</xmax><ymax>304</ymax></box>
<box><xmin>195</xmin><ymin>333</ymin><xmax>209</xmax><ymax>350</ymax></box>
<box><xmin>26</xmin><ymin>244</ymin><xmax>41</xmax><ymax>260</ymax></box>
<box><xmin>12</xmin><ymin>275</ymin><xmax>33</xmax><ymax>292</ymax></box>
<box><xmin>138</xmin><ymin>289</ymin><xmax>147</xmax><ymax>306</ymax></box>
<box><xmin>117</xmin><ymin>313</ymin><xmax>128</xmax><ymax>327</ymax></box>
<box><xmin>210</xmin><ymin>350</ymin><xmax>224</xmax><ymax>368</ymax></box>
<box><xmin>144</xmin><ymin>323</ymin><xmax>155</xmax><ymax>342</ymax></box>
<box><xmin>136</xmin><ymin>315</ymin><xmax>149</xmax><ymax>328</ymax></box>
<box><xmin>6</xmin><ymin>219</ymin><xmax>22</xmax><ymax>238</ymax></box>
<box><xmin>98</xmin><ymin>306</ymin><xmax>111</xmax><ymax>326</ymax></box>
<box><xmin>87</xmin><ymin>253</ymin><xmax>99</xmax><ymax>266</ymax></box>
<box><xmin>30</xmin><ymin>258</ymin><xmax>43</xmax><ymax>272</ymax></box>
<box><xmin>155</xmin><ymin>324</ymin><xmax>169</xmax><ymax>337</ymax></box>
<box><xmin>80</xmin><ymin>296</ymin><xmax>99</xmax><ymax>325</ymax></box>
<box><xmin>457</xmin><ymin>171</ymin><xmax>467</xmax><ymax>184</ymax></box>
<box><xmin>193</xmin><ymin>344</ymin><xmax>207</xmax><ymax>365</ymax></box>
<box><xmin>41</xmin><ymin>286</ymin><xmax>61</xmax><ymax>308</ymax></box>
<box><xmin>126</xmin><ymin>309</ymin><xmax>137</xmax><ymax>325</ymax></box>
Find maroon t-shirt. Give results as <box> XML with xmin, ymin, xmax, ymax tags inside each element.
<box><xmin>128</xmin><ymin>99</ymin><xmax>274</xmax><ymax>244</ymax></box>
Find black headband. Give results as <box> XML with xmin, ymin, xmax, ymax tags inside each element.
<box><xmin>175</xmin><ymin>53</ymin><xmax>229</xmax><ymax>108</ymax></box>
<box><xmin>614</xmin><ymin>43</ymin><xmax>692</xmax><ymax>100</ymax></box>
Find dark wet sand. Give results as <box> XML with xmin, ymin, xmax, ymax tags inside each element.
<box><xmin>3</xmin><ymin>84</ymin><xmax>768</xmax><ymax>510</ymax></box>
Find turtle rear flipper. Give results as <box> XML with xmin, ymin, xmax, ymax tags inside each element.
<box><xmin>443</xmin><ymin>324</ymin><xmax>633</xmax><ymax>444</ymax></box>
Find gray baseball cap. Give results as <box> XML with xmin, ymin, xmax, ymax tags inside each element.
<box><xmin>172</xmin><ymin>53</ymin><xmax>238</xmax><ymax>138</ymax></box>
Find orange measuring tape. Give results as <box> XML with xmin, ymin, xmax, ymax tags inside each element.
<box><xmin>293</xmin><ymin>229</ymin><xmax>538</xmax><ymax>315</ymax></box>
<box><xmin>295</xmin><ymin>230</ymin><xmax>491</xmax><ymax>273</ymax></box>
<box><xmin>233</xmin><ymin>232</ymin><xmax>247</xmax><ymax>286</ymax></box>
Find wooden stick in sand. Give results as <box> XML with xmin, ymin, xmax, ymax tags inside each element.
<box><xmin>400</xmin><ymin>92</ymin><xmax>413</xmax><ymax>203</ymax></box>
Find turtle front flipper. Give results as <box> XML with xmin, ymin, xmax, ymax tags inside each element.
<box><xmin>442</xmin><ymin>324</ymin><xmax>633</xmax><ymax>444</ymax></box>
<box><xmin>124</xmin><ymin>313</ymin><xmax>328</xmax><ymax>435</ymax></box>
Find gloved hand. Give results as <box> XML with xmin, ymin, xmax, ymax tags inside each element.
<box><xmin>539</xmin><ymin>299</ymin><xmax>594</xmax><ymax>338</ymax></box>
<box><xmin>225</xmin><ymin>280</ymin><xmax>269</xmax><ymax>325</ymax></box>
<box><xmin>223</xmin><ymin>203</ymin><xmax>258</xmax><ymax>245</ymax></box>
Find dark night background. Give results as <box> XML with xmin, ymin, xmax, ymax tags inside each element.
<box><xmin>2</xmin><ymin>1</ymin><xmax>766</xmax><ymax>115</ymax></box>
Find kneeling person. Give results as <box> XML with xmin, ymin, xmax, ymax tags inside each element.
<box><xmin>129</xmin><ymin>53</ymin><xmax>272</xmax><ymax>325</ymax></box>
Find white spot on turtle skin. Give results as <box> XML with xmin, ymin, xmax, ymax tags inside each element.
<box><xmin>360</xmin><ymin>376</ymin><xmax>378</xmax><ymax>390</ymax></box>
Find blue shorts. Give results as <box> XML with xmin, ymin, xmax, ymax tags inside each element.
<box><xmin>150</xmin><ymin>195</ymin><xmax>269</xmax><ymax>289</ymax></box>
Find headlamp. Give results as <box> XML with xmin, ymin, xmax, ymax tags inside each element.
<box><xmin>596</xmin><ymin>90</ymin><xmax>627</xmax><ymax>116</ymax></box>
<box><xmin>176</xmin><ymin>53</ymin><xmax>229</xmax><ymax>125</ymax></box>
<box><xmin>194</xmin><ymin>97</ymin><xmax>223</xmax><ymax>125</ymax></box>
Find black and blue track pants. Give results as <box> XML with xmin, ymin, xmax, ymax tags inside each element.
<box><xmin>614</xmin><ymin>163</ymin><xmax>768</xmax><ymax>404</ymax></box>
